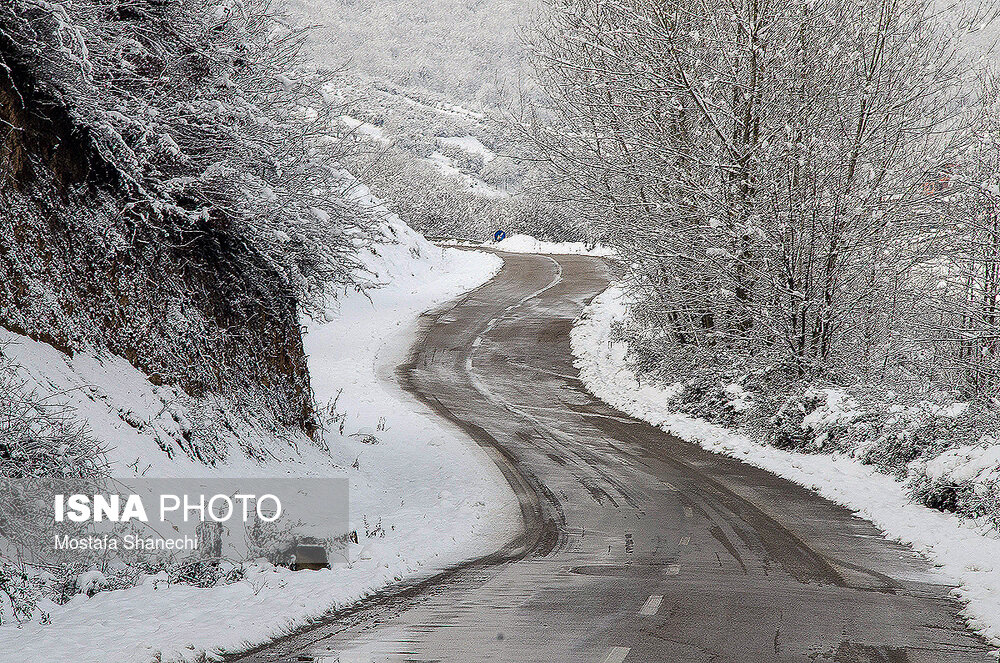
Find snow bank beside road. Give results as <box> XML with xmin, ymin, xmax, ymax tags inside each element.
<box><xmin>493</xmin><ymin>234</ymin><xmax>616</xmax><ymax>257</ymax></box>
<box><xmin>0</xmin><ymin>215</ymin><xmax>517</xmax><ymax>662</ymax></box>
<box><xmin>571</xmin><ymin>286</ymin><xmax>1000</xmax><ymax>647</ymax></box>
<box><xmin>442</xmin><ymin>234</ymin><xmax>617</xmax><ymax>257</ymax></box>
<box><xmin>305</xmin><ymin>213</ymin><xmax>519</xmax><ymax>595</ymax></box>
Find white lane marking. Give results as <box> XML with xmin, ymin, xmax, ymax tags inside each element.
<box><xmin>679</xmin><ymin>536</ymin><xmax>691</xmax><ymax>546</ymax></box>
<box><xmin>578</xmin><ymin>411</ymin><xmax>637</xmax><ymax>423</ymax></box>
<box><xmin>683</xmin><ymin>506</ymin><xmax>693</xmax><ymax>519</ymax></box>
<box><xmin>473</xmin><ymin>255</ymin><xmax>563</xmax><ymax>347</ymax></box>
<box><xmin>463</xmin><ymin>256</ymin><xmax>566</xmax><ymax>416</ymax></box>
<box><xmin>663</xmin><ymin>482</ymin><xmax>678</xmax><ymax>492</ymax></box>
<box><xmin>665</xmin><ymin>564</ymin><xmax>680</xmax><ymax>576</ymax></box>
<box><xmin>639</xmin><ymin>595</ymin><xmax>663</xmax><ymax>616</ymax></box>
<box><xmin>513</xmin><ymin>256</ymin><xmax>564</xmax><ymax>307</ymax></box>
<box><xmin>603</xmin><ymin>646</ymin><xmax>631</xmax><ymax>663</ymax></box>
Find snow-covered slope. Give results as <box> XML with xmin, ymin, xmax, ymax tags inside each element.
<box><xmin>571</xmin><ymin>286</ymin><xmax>1000</xmax><ymax>648</ymax></box>
<box><xmin>0</xmin><ymin>191</ymin><xmax>518</xmax><ymax>662</ymax></box>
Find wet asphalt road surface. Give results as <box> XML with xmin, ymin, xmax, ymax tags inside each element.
<box><xmin>230</xmin><ymin>252</ymin><xmax>993</xmax><ymax>663</ymax></box>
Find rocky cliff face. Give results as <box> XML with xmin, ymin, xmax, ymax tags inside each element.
<box><xmin>0</xmin><ymin>65</ymin><xmax>315</xmax><ymax>436</ymax></box>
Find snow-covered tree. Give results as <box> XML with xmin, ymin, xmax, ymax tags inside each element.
<box><xmin>527</xmin><ymin>0</ymin><xmax>987</xmax><ymax>387</ymax></box>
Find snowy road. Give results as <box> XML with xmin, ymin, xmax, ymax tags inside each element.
<box><xmin>230</xmin><ymin>252</ymin><xmax>993</xmax><ymax>663</ymax></box>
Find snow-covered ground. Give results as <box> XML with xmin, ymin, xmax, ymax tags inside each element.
<box><xmin>493</xmin><ymin>234</ymin><xmax>616</xmax><ymax>256</ymax></box>
<box><xmin>0</xmin><ymin>207</ymin><xmax>518</xmax><ymax>662</ymax></box>
<box><xmin>340</xmin><ymin>114</ymin><xmax>390</xmax><ymax>144</ymax></box>
<box><xmin>425</xmin><ymin>150</ymin><xmax>509</xmax><ymax>198</ymax></box>
<box><xmin>440</xmin><ymin>135</ymin><xmax>495</xmax><ymax>162</ymax></box>
<box><xmin>571</xmin><ymin>286</ymin><xmax>1000</xmax><ymax>648</ymax></box>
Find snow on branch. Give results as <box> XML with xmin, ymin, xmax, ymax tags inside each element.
<box><xmin>0</xmin><ymin>0</ymin><xmax>379</xmax><ymax>307</ymax></box>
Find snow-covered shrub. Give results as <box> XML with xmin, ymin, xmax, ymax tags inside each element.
<box><xmin>168</xmin><ymin>560</ymin><xmax>225</xmax><ymax>589</ymax></box>
<box><xmin>848</xmin><ymin>398</ymin><xmax>987</xmax><ymax>476</ymax></box>
<box><xmin>0</xmin><ymin>345</ymin><xmax>107</xmax><ymax>479</ymax></box>
<box><xmin>0</xmin><ymin>347</ymin><xmax>115</xmax><ymax>624</ymax></box>
<box><xmin>855</xmin><ymin>421</ymin><xmax>951</xmax><ymax>476</ymax></box>
<box><xmin>0</xmin><ymin>560</ymin><xmax>43</xmax><ymax>626</ymax></box>
<box><xmin>74</xmin><ymin>570</ymin><xmax>108</xmax><ymax>598</ymax></box>
<box><xmin>670</xmin><ymin>373</ymin><xmax>747</xmax><ymax>428</ymax></box>
<box><xmin>760</xmin><ymin>387</ymin><xmax>864</xmax><ymax>454</ymax></box>
<box><xmin>908</xmin><ymin>442</ymin><xmax>1000</xmax><ymax>528</ymax></box>
<box><xmin>766</xmin><ymin>389</ymin><xmax>813</xmax><ymax>451</ymax></box>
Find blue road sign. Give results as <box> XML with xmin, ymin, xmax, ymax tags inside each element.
<box><xmin>494</xmin><ymin>229</ymin><xmax>507</xmax><ymax>242</ymax></box>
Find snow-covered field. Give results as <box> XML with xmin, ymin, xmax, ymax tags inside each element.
<box><xmin>425</xmin><ymin>150</ymin><xmax>508</xmax><ymax>198</ymax></box>
<box><xmin>0</xmin><ymin>211</ymin><xmax>518</xmax><ymax>662</ymax></box>
<box><xmin>571</xmin><ymin>286</ymin><xmax>1000</xmax><ymax>648</ymax></box>
<box><xmin>440</xmin><ymin>135</ymin><xmax>495</xmax><ymax>162</ymax></box>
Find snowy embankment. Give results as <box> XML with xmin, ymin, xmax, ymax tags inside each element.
<box><xmin>493</xmin><ymin>234</ymin><xmax>616</xmax><ymax>256</ymax></box>
<box><xmin>442</xmin><ymin>234</ymin><xmax>617</xmax><ymax>257</ymax></box>
<box><xmin>571</xmin><ymin>286</ymin><xmax>1000</xmax><ymax>648</ymax></box>
<box><xmin>0</xmin><ymin>196</ymin><xmax>518</xmax><ymax>662</ymax></box>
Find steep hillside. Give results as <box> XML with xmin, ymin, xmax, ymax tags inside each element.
<box><xmin>0</xmin><ymin>62</ymin><xmax>313</xmax><ymax>435</ymax></box>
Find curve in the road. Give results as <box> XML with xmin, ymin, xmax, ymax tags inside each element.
<box><xmin>230</xmin><ymin>251</ymin><xmax>993</xmax><ymax>663</ymax></box>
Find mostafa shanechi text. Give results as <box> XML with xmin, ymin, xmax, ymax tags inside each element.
<box><xmin>54</xmin><ymin>534</ymin><xmax>200</xmax><ymax>551</ymax></box>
